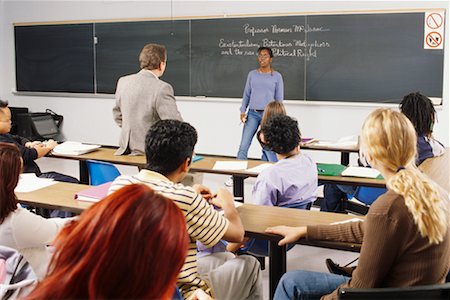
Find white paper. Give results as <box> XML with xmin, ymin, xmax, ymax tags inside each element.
<box><xmin>52</xmin><ymin>141</ymin><xmax>101</xmax><ymax>156</ymax></box>
<box><xmin>315</xmin><ymin>135</ymin><xmax>358</xmax><ymax>148</ymax></box>
<box><xmin>15</xmin><ymin>174</ymin><xmax>57</xmax><ymax>193</ymax></box>
<box><xmin>341</xmin><ymin>166</ymin><xmax>381</xmax><ymax>178</ymax></box>
<box><xmin>246</xmin><ymin>163</ymin><xmax>272</xmax><ymax>174</ymax></box>
<box><xmin>213</xmin><ymin>161</ymin><xmax>248</xmax><ymax>171</ymax></box>
<box><xmin>331</xmin><ymin>218</ymin><xmax>363</xmax><ymax>225</ymax></box>
<box><xmin>219</xmin><ymin>201</ymin><xmax>243</xmax><ymax>215</ymax></box>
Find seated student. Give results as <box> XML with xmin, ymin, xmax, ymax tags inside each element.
<box><xmin>27</xmin><ymin>184</ymin><xmax>190</xmax><ymax>299</ymax></box>
<box><xmin>0</xmin><ymin>142</ymin><xmax>71</xmax><ymax>279</ymax></box>
<box><xmin>321</xmin><ymin>92</ymin><xmax>445</xmax><ymax>213</ymax></box>
<box><xmin>0</xmin><ymin>100</ymin><xmax>77</xmax><ymax>183</ymax></box>
<box><xmin>228</xmin><ymin>115</ymin><xmax>317</xmax><ymax>255</ymax></box>
<box><xmin>108</xmin><ymin>120</ymin><xmax>262</xmax><ymax>299</ymax></box>
<box><xmin>267</xmin><ymin>108</ymin><xmax>450</xmax><ymax>300</ymax></box>
<box><xmin>257</xmin><ymin>101</ymin><xmax>287</xmax><ymax>162</ymax></box>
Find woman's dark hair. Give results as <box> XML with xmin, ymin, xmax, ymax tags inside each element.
<box><xmin>262</xmin><ymin>115</ymin><xmax>301</xmax><ymax>154</ymax></box>
<box><xmin>400</xmin><ymin>92</ymin><xmax>436</xmax><ymax>136</ymax></box>
<box><xmin>145</xmin><ymin>119</ymin><xmax>198</xmax><ymax>176</ymax></box>
<box><xmin>0</xmin><ymin>100</ymin><xmax>8</xmax><ymax>108</ymax></box>
<box><xmin>28</xmin><ymin>184</ymin><xmax>188</xmax><ymax>299</ymax></box>
<box><xmin>257</xmin><ymin>46</ymin><xmax>273</xmax><ymax>58</ymax></box>
<box><xmin>0</xmin><ymin>143</ymin><xmax>21</xmax><ymax>223</ymax></box>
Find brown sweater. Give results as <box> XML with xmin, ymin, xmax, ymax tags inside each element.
<box><xmin>307</xmin><ymin>190</ymin><xmax>450</xmax><ymax>300</ymax></box>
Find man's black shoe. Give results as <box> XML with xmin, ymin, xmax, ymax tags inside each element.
<box><xmin>325</xmin><ymin>258</ymin><xmax>355</xmax><ymax>277</ymax></box>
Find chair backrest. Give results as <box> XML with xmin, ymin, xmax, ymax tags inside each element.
<box><xmin>86</xmin><ymin>160</ymin><xmax>121</xmax><ymax>186</ymax></box>
<box><xmin>338</xmin><ymin>283</ymin><xmax>450</xmax><ymax>300</ymax></box>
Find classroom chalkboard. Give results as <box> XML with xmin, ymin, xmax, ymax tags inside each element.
<box><xmin>14</xmin><ymin>11</ymin><xmax>445</xmax><ymax>103</ymax></box>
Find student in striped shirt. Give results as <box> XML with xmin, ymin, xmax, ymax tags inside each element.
<box><xmin>109</xmin><ymin>119</ymin><xmax>262</xmax><ymax>300</ymax></box>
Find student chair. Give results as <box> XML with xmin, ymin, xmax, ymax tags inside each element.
<box><xmin>86</xmin><ymin>160</ymin><xmax>121</xmax><ymax>186</ymax></box>
<box><xmin>338</xmin><ymin>283</ymin><xmax>450</xmax><ymax>300</ymax></box>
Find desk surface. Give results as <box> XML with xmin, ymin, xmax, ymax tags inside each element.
<box><xmin>50</xmin><ymin>147</ymin><xmax>386</xmax><ymax>187</ymax></box>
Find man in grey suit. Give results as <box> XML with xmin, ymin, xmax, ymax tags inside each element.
<box><xmin>113</xmin><ymin>43</ymin><xmax>182</xmax><ymax>155</ymax></box>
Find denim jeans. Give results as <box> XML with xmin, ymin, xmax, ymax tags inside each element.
<box><xmin>321</xmin><ymin>184</ymin><xmax>386</xmax><ymax>212</ymax></box>
<box><xmin>262</xmin><ymin>149</ymin><xmax>278</xmax><ymax>162</ymax></box>
<box><xmin>274</xmin><ymin>270</ymin><xmax>350</xmax><ymax>300</ymax></box>
<box><xmin>237</xmin><ymin>110</ymin><xmax>263</xmax><ymax>160</ymax></box>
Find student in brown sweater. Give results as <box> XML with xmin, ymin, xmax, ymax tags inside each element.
<box><xmin>267</xmin><ymin>108</ymin><xmax>450</xmax><ymax>300</ymax></box>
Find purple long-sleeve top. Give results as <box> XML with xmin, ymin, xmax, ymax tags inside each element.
<box><xmin>240</xmin><ymin>70</ymin><xmax>284</xmax><ymax>113</ymax></box>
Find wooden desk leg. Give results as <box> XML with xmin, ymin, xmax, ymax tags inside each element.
<box><xmin>232</xmin><ymin>175</ymin><xmax>247</xmax><ymax>202</ymax></box>
<box><xmin>269</xmin><ymin>241</ymin><xmax>286</xmax><ymax>300</ymax></box>
<box><xmin>79</xmin><ymin>161</ymin><xmax>89</xmax><ymax>184</ymax></box>
<box><xmin>341</xmin><ymin>152</ymin><xmax>350</xmax><ymax>166</ymax></box>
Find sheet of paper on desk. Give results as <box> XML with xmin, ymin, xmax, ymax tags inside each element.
<box><xmin>331</xmin><ymin>218</ymin><xmax>363</xmax><ymax>225</ymax></box>
<box><xmin>341</xmin><ymin>166</ymin><xmax>381</xmax><ymax>178</ymax></box>
<box><xmin>213</xmin><ymin>161</ymin><xmax>248</xmax><ymax>170</ymax></box>
<box><xmin>219</xmin><ymin>201</ymin><xmax>243</xmax><ymax>215</ymax></box>
<box><xmin>52</xmin><ymin>141</ymin><xmax>101</xmax><ymax>156</ymax></box>
<box><xmin>246</xmin><ymin>163</ymin><xmax>272</xmax><ymax>174</ymax></box>
<box><xmin>315</xmin><ymin>135</ymin><xmax>358</xmax><ymax>148</ymax></box>
<box><xmin>15</xmin><ymin>173</ymin><xmax>57</xmax><ymax>193</ymax></box>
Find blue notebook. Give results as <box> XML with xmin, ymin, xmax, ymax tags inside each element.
<box><xmin>192</xmin><ymin>155</ymin><xmax>204</xmax><ymax>162</ymax></box>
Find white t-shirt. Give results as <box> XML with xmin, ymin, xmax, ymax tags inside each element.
<box><xmin>0</xmin><ymin>206</ymin><xmax>70</xmax><ymax>278</ymax></box>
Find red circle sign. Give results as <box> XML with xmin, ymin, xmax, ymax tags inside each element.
<box><xmin>426</xmin><ymin>32</ymin><xmax>442</xmax><ymax>48</ymax></box>
<box><xmin>426</xmin><ymin>13</ymin><xmax>443</xmax><ymax>29</ymax></box>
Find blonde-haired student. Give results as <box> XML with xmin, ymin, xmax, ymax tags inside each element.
<box><xmin>267</xmin><ymin>108</ymin><xmax>450</xmax><ymax>300</ymax></box>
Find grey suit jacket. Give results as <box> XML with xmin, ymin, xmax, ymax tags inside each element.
<box><xmin>113</xmin><ymin>69</ymin><xmax>182</xmax><ymax>155</ymax></box>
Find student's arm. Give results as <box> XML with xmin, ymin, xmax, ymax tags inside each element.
<box><xmin>32</xmin><ymin>140</ymin><xmax>57</xmax><ymax>158</ymax></box>
<box><xmin>112</xmin><ymin>78</ymin><xmax>123</xmax><ymax>127</ymax></box>
<box><xmin>11</xmin><ymin>208</ymin><xmax>72</xmax><ymax>249</ymax></box>
<box><xmin>210</xmin><ymin>188</ymin><xmax>245</xmax><ymax>242</ymax></box>
<box><xmin>155</xmin><ymin>83</ymin><xmax>183</xmax><ymax>121</ymax></box>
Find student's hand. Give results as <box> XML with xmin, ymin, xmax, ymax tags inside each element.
<box><xmin>240</xmin><ymin>113</ymin><xmax>247</xmax><ymax>123</ymax></box>
<box><xmin>210</xmin><ymin>188</ymin><xmax>234</xmax><ymax>209</ymax></box>
<box><xmin>265</xmin><ymin>226</ymin><xmax>307</xmax><ymax>246</ymax></box>
<box><xmin>25</xmin><ymin>141</ymin><xmax>42</xmax><ymax>148</ymax></box>
<box><xmin>193</xmin><ymin>184</ymin><xmax>213</xmax><ymax>201</ymax></box>
<box><xmin>44</xmin><ymin>139</ymin><xmax>58</xmax><ymax>149</ymax></box>
<box><xmin>187</xmin><ymin>289</ymin><xmax>212</xmax><ymax>300</ymax></box>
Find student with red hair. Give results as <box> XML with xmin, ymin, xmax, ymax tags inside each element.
<box><xmin>28</xmin><ymin>184</ymin><xmax>189</xmax><ymax>299</ymax></box>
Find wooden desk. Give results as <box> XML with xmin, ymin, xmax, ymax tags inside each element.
<box><xmin>50</xmin><ymin>148</ymin><xmax>386</xmax><ymax>201</ymax></box>
<box><xmin>15</xmin><ymin>182</ymin><xmax>362</xmax><ymax>299</ymax></box>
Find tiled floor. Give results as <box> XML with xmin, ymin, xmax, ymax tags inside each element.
<box><xmin>38</xmin><ymin>157</ymin><xmax>359</xmax><ymax>300</ymax></box>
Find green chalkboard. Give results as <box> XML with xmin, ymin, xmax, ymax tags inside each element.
<box><xmin>14</xmin><ymin>11</ymin><xmax>445</xmax><ymax>103</ymax></box>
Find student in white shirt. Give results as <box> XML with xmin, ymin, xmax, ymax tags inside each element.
<box><xmin>0</xmin><ymin>142</ymin><xmax>70</xmax><ymax>278</ymax></box>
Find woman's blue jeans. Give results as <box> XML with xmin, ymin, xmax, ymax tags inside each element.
<box><xmin>274</xmin><ymin>270</ymin><xmax>350</xmax><ymax>300</ymax></box>
<box><xmin>237</xmin><ymin>110</ymin><xmax>263</xmax><ymax>160</ymax></box>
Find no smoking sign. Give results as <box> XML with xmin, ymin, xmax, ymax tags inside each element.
<box><xmin>424</xmin><ymin>11</ymin><xmax>445</xmax><ymax>50</ymax></box>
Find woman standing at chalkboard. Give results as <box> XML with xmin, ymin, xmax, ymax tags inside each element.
<box><xmin>236</xmin><ymin>47</ymin><xmax>284</xmax><ymax>161</ymax></box>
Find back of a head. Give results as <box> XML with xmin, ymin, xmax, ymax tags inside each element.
<box><xmin>28</xmin><ymin>184</ymin><xmax>188</xmax><ymax>299</ymax></box>
<box><xmin>139</xmin><ymin>43</ymin><xmax>167</xmax><ymax>70</ymax></box>
<box><xmin>0</xmin><ymin>142</ymin><xmax>21</xmax><ymax>223</ymax></box>
<box><xmin>400</xmin><ymin>92</ymin><xmax>436</xmax><ymax>136</ymax></box>
<box><xmin>145</xmin><ymin>119</ymin><xmax>198</xmax><ymax>176</ymax></box>
<box><xmin>262</xmin><ymin>115</ymin><xmax>300</xmax><ymax>155</ymax></box>
<box><xmin>0</xmin><ymin>99</ymin><xmax>8</xmax><ymax>108</ymax></box>
<box><xmin>261</xmin><ymin>101</ymin><xmax>286</xmax><ymax>127</ymax></box>
<box><xmin>361</xmin><ymin>108</ymin><xmax>449</xmax><ymax>244</ymax></box>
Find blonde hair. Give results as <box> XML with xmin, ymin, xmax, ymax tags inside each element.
<box><xmin>361</xmin><ymin>108</ymin><xmax>449</xmax><ymax>244</ymax></box>
<box><xmin>261</xmin><ymin>101</ymin><xmax>286</xmax><ymax>127</ymax></box>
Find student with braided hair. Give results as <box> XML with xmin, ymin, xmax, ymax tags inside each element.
<box><xmin>267</xmin><ymin>108</ymin><xmax>450</xmax><ymax>300</ymax></box>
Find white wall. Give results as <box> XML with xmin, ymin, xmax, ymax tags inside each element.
<box><xmin>2</xmin><ymin>1</ymin><xmax>449</xmax><ymax>162</ymax></box>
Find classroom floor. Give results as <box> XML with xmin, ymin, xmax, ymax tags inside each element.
<box><xmin>38</xmin><ymin>157</ymin><xmax>359</xmax><ymax>300</ymax></box>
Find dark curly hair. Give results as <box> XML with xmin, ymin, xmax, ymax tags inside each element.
<box><xmin>400</xmin><ymin>92</ymin><xmax>436</xmax><ymax>137</ymax></box>
<box><xmin>262</xmin><ymin>115</ymin><xmax>301</xmax><ymax>155</ymax></box>
<box><xmin>145</xmin><ymin>120</ymin><xmax>197</xmax><ymax>176</ymax></box>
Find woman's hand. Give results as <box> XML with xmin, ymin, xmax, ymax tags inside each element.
<box><xmin>265</xmin><ymin>226</ymin><xmax>307</xmax><ymax>246</ymax></box>
<box><xmin>240</xmin><ymin>113</ymin><xmax>247</xmax><ymax>123</ymax></box>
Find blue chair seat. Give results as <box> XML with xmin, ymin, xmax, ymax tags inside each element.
<box><xmin>86</xmin><ymin>160</ymin><xmax>121</xmax><ymax>186</ymax></box>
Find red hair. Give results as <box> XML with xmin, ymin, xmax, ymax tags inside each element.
<box><xmin>0</xmin><ymin>142</ymin><xmax>21</xmax><ymax>223</ymax></box>
<box><xmin>28</xmin><ymin>184</ymin><xmax>188</xmax><ymax>299</ymax></box>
